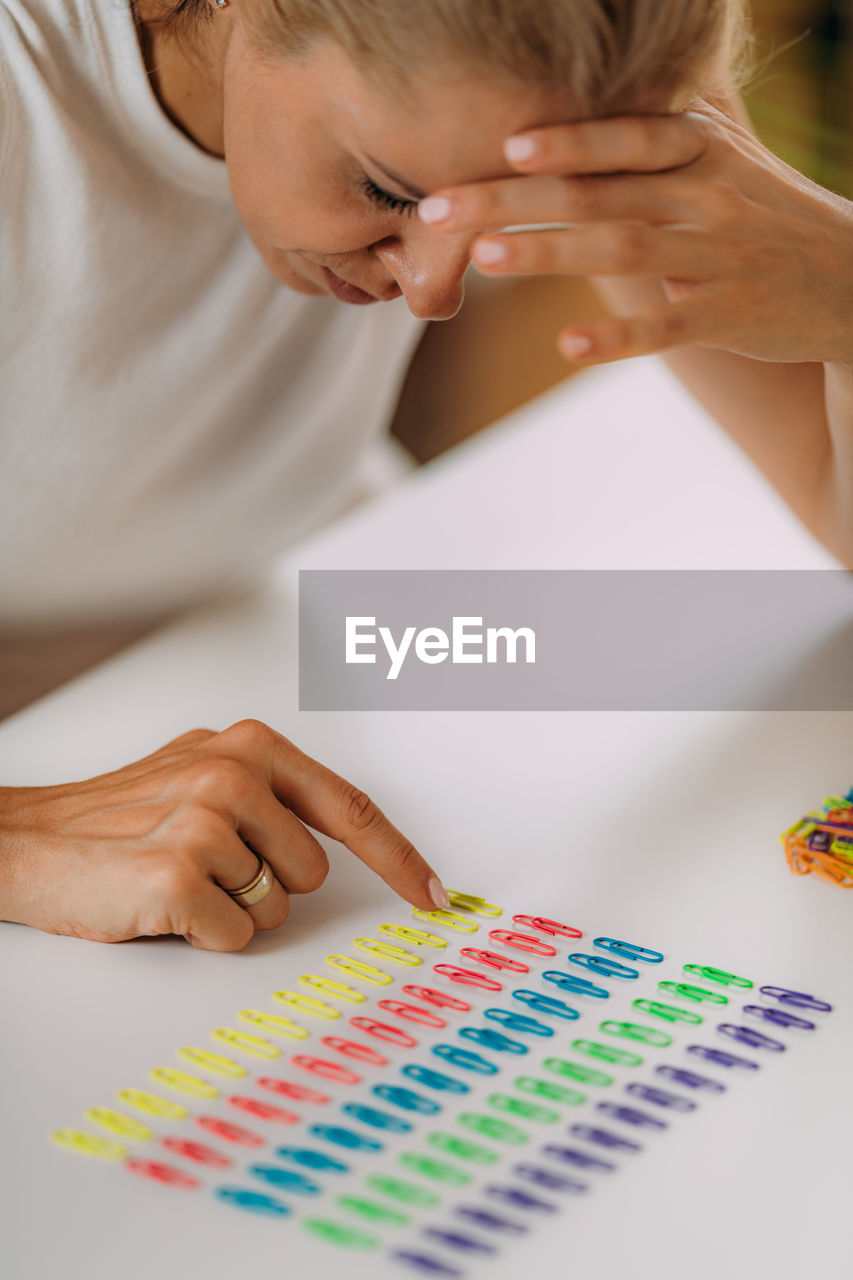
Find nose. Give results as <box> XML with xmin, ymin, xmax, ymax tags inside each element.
<box><xmin>372</xmin><ymin>228</ymin><xmax>472</xmax><ymax>321</ymax></box>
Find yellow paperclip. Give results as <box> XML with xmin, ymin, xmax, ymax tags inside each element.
<box><xmin>117</xmin><ymin>1089</ymin><xmax>188</xmax><ymax>1119</ymax></box>
<box><xmin>298</xmin><ymin>975</ymin><xmax>366</xmax><ymax>1003</ymax></box>
<box><xmin>177</xmin><ymin>1046</ymin><xmax>247</xmax><ymax>1078</ymax></box>
<box><xmin>51</xmin><ymin>1129</ymin><xmax>128</xmax><ymax>1161</ymax></box>
<box><xmin>150</xmin><ymin>1066</ymin><xmax>219</xmax><ymax>1099</ymax></box>
<box><xmin>446</xmin><ymin>891</ymin><xmax>503</xmax><ymax>918</ymax></box>
<box><xmin>273</xmin><ymin>990</ymin><xmax>341</xmax><ymax>1019</ymax></box>
<box><xmin>86</xmin><ymin>1108</ymin><xmax>153</xmax><ymax>1142</ymax></box>
<box><xmin>377</xmin><ymin>924</ymin><xmax>447</xmax><ymax>949</ymax></box>
<box><xmin>325</xmin><ymin>954</ymin><xmax>393</xmax><ymax>985</ymax></box>
<box><xmin>411</xmin><ymin>908</ymin><xmax>479</xmax><ymax>934</ymax></box>
<box><xmin>238</xmin><ymin>1009</ymin><xmax>311</xmax><ymax>1038</ymax></box>
<box><xmin>212</xmin><ymin>1028</ymin><xmax>281</xmax><ymax>1059</ymax></box>
<box><xmin>353</xmin><ymin>937</ymin><xmax>421</xmax><ymax>967</ymax></box>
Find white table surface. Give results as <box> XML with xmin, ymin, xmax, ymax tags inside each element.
<box><xmin>1</xmin><ymin>358</ymin><xmax>850</xmax><ymax>1280</ymax></box>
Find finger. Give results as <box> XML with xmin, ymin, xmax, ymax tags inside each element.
<box><xmin>502</xmin><ymin>112</ymin><xmax>711</xmax><ymax>178</ymax></box>
<box><xmin>234</xmin><ymin>789</ymin><xmax>329</xmax><ymax>896</ymax></box>
<box><xmin>556</xmin><ymin>298</ymin><xmax>713</xmax><ymax>365</ymax></box>
<box><xmin>472</xmin><ymin>223</ymin><xmax>714</xmax><ymax>280</ymax></box>
<box><xmin>418</xmin><ymin>172</ymin><xmax>695</xmax><ymax>236</ymax></box>
<box><xmin>180</xmin><ymin>879</ymin><xmax>258</xmax><ymax>952</ymax></box>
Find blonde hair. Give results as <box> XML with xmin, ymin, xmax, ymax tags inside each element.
<box><xmin>244</xmin><ymin>0</ymin><xmax>749</xmax><ymax>114</ymax></box>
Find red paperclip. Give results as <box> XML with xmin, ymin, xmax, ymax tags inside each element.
<box><xmin>321</xmin><ymin>1036</ymin><xmax>389</xmax><ymax>1066</ymax></box>
<box><xmin>126</xmin><ymin>1158</ymin><xmax>199</xmax><ymax>1188</ymax></box>
<box><xmin>161</xmin><ymin>1138</ymin><xmax>232</xmax><ymax>1167</ymax></box>
<box><xmin>226</xmin><ymin>1096</ymin><xmax>300</xmax><ymax>1124</ymax></box>
<box><xmin>378</xmin><ymin>999</ymin><xmax>446</xmax><ymax>1028</ymax></box>
<box><xmin>401</xmin><ymin>984</ymin><xmax>472</xmax><ymax>1012</ymax></box>
<box><xmin>432</xmin><ymin>964</ymin><xmax>503</xmax><ymax>991</ymax></box>
<box><xmin>291</xmin><ymin>1055</ymin><xmax>361</xmax><ymax>1085</ymax></box>
<box><xmin>195</xmin><ymin>1116</ymin><xmax>265</xmax><ymax>1146</ymax></box>
<box><xmin>460</xmin><ymin>947</ymin><xmax>530</xmax><ymax>973</ymax></box>
<box><xmin>256</xmin><ymin>1078</ymin><xmax>330</xmax><ymax>1104</ymax></box>
<box><xmin>513</xmin><ymin>915</ymin><xmax>583</xmax><ymax>939</ymax></box>
<box><xmin>489</xmin><ymin>929</ymin><xmax>557</xmax><ymax>956</ymax></box>
<box><xmin>349</xmin><ymin>1017</ymin><xmax>418</xmax><ymax>1048</ymax></box>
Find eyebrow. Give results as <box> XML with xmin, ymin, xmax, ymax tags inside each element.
<box><xmin>363</xmin><ymin>154</ymin><xmax>427</xmax><ymax>201</ymax></box>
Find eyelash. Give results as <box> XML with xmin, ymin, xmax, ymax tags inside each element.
<box><xmin>360</xmin><ymin>175</ymin><xmax>418</xmax><ymax>217</ymax></box>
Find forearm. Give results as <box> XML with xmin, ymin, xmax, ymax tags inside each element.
<box><xmin>592</xmin><ymin>273</ymin><xmax>851</xmax><ymax>565</ymax></box>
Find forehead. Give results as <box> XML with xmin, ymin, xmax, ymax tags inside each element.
<box><xmin>310</xmin><ymin>40</ymin><xmax>577</xmax><ymax>188</ymax></box>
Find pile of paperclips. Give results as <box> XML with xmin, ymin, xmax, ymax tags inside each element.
<box><xmin>781</xmin><ymin>789</ymin><xmax>853</xmax><ymax>887</ymax></box>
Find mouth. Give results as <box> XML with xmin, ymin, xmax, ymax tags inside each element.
<box><xmin>322</xmin><ymin>267</ymin><xmax>383</xmax><ymax>306</ymax></box>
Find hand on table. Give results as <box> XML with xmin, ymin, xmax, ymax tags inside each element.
<box><xmin>0</xmin><ymin>719</ymin><xmax>447</xmax><ymax>950</ymax></box>
<box><xmin>418</xmin><ymin>101</ymin><xmax>853</xmax><ymax>367</ymax></box>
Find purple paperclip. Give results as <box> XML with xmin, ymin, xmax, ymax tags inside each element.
<box><xmin>542</xmin><ymin>1144</ymin><xmax>616</xmax><ymax>1172</ymax></box>
<box><xmin>625</xmin><ymin>1083</ymin><xmax>697</xmax><ymax>1112</ymax></box>
<box><xmin>422</xmin><ymin>1228</ymin><xmax>495</xmax><ymax>1256</ymax></box>
<box><xmin>485</xmin><ymin>1185</ymin><xmax>557</xmax><ymax>1213</ymax></box>
<box><xmin>759</xmin><ymin>987</ymin><xmax>832</xmax><ymax>1013</ymax></box>
<box><xmin>595</xmin><ymin>1103</ymin><xmax>667</xmax><ymax>1130</ymax></box>
<box><xmin>454</xmin><ymin>1206</ymin><xmax>528</xmax><ymax>1235</ymax></box>
<box><xmin>717</xmin><ymin>1024</ymin><xmax>785</xmax><ymax>1052</ymax></box>
<box><xmin>743</xmin><ymin>1005</ymin><xmax>815</xmax><ymax>1031</ymax></box>
<box><xmin>512</xmin><ymin>1164</ymin><xmax>587</xmax><ymax>1194</ymax></box>
<box><xmin>687</xmin><ymin>1045</ymin><xmax>759</xmax><ymax>1070</ymax></box>
<box><xmin>392</xmin><ymin>1251</ymin><xmax>463</xmax><ymax>1278</ymax></box>
<box><xmin>655</xmin><ymin>1064</ymin><xmax>726</xmax><ymax>1092</ymax></box>
<box><xmin>569</xmin><ymin>1124</ymin><xmax>641</xmax><ymax>1152</ymax></box>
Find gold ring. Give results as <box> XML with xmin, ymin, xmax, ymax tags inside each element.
<box><xmin>226</xmin><ymin>856</ymin><xmax>275</xmax><ymax>908</ymax></box>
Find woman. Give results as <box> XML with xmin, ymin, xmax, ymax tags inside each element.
<box><xmin>1</xmin><ymin>0</ymin><xmax>851</xmax><ymax>949</ymax></box>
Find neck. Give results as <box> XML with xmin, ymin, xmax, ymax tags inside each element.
<box><xmin>132</xmin><ymin>1</ymin><xmax>228</xmax><ymax>156</ymax></box>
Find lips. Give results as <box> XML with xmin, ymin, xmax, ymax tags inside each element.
<box><xmin>322</xmin><ymin>267</ymin><xmax>382</xmax><ymax>306</ymax></box>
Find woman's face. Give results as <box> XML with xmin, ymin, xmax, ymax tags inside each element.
<box><xmin>221</xmin><ymin>27</ymin><xmax>574</xmax><ymax>319</ymax></box>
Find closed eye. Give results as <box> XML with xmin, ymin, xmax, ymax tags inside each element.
<box><xmin>360</xmin><ymin>175</ymin><xmax>418</xmax><ymax>217</ymax></box>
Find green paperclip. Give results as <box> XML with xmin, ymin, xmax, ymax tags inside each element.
<box><xmin>683</xmin><ymin>964</ymin><xmax>753</xmax><ymax>989</ymax></box>
<box><xmin>427</xmin><ymin>1132</ymin><xmax>499</xmax><ymax>1164</ymax></box>
<box><xmin>337</xmin><ymin>1196</ymin><xmax>409</xmax><ymax>1227</ymax></box>
<box><xmin>542</xmin><ymin>1058</ymin><xmax>613</xmax><ymax>1087</ymax></box>
<box><xmin>366</xmin><ymin>1175</ymin><xmax>440</xmax><ymax>1209</ymax></box>
<box><xmin>302</xmin><ymin>1218</ymin><xmax>379</xmax><ymax>1249</ymax></box>
<box><xmin>513</xmin><ymin>1076</ymin><xmax>587</xmax><ymax>1106</ymax></box>
<box><xmin>658</xmin><ymin>981</ymin><xmax>728</xmax><ymax>1005</ymax></box>
<box><xmin>445</xmin><ymin>892</ymin><xmax>503</xmax><ymax>917</ymax></box>
<box><xmin>633</xmin><ymin>999</ymin><xmax>702</xmax><ymax>1025</ymax></box>
<box><xmin>599</xmin><ymin>1020</ymin><xmax>673</xmax><ymax>1048</ymax></box>
<box><xmin>487</xmin><ymin>1093</ymin><xmax>559</xmax><ymax>1124</ymax></box>
<box><xmin>457</xmin><ymin>1112</ymin><xmax>529</xmax><ymax>1145</ymax></box>
<box><xmin>572</xmin><ymin>1039</ymin><xmax>643</xmax><ymax>1067</ymax></box>
<box><xmin>399</xmin><ymin>1153</ymin><xmax>471</xmax><ymax>1186</ymax></box>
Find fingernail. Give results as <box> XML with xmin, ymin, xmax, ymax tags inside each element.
<box><xmin>428</xmin><ymin>876</ymin><xmax>451</xmax><ymax>910</ymax></box>
<box><xmin>473</xmin><ymin>240</ymin><xmax>507</xmax><ymax>265</ymax></box>
<box><xmin>418</xmin><ymin>196</ymin><xmax>453</xmax><ymax>224</ymax></box>
<box><xmin>504</xmin><ymin>135</ymin><xmax>538</xmax><ymax>163</ymax></box>
<box><xmin>559</xmin><ymin>333</ymin><xmax>594</xmax><ymax>359</ymax></box>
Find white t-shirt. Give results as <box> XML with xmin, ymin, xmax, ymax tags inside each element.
<box><xmin>0</xmin><ymin>0</ymin><xmax>425</xmax><ymax>634</ymax></box>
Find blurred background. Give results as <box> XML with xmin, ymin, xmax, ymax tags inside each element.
<box><xmin>391</xmin><ymin>0</ymin><xmax>852</xmax><ymax>462</ymax></box>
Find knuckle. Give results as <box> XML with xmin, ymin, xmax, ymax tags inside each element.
<box><xmin>144</xmin><ymin>855</ymin><xmax>200</xmax><ymax>904</ymax></box>
<box><xmin>609</xmin><ymin>225</ymin><xmax>646</xmax><ymax>273</ymax></box>
<box><xmin>464</xmin><ymin>185</ymin><xmax>502</xmax><ymax>228</ymax></box>
<box><xmin>220</xmin><ymin>718</ymin><xmax>277</xmax><ymax>753</ymax></box>
<box><xmin>181</xmin><ymin>756</ymin><xmax>257</xmax><ymax>805</ymax></box>
<box><xmin>559</xmin><ymin>177</ymin><xmax>594</xmax><ymax>221</ymax></box>
<box><xmin>168</xmin><ymin>728</ymin><xmax>217</xmax><ymax>749</ymax></box>
<box><xmin>339</xmin><ymin>784</ymin><xmax>382</xmax><ymax>834</ymax></box>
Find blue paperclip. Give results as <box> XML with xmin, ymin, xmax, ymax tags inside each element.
<box><xmin>624</xmin><ymin>1083</ymin><xmax>697</xmax><ymax>1112</ymax></box>
<box><xmin>541</xmin><ymin>971</ymin><xmax>610</xmax><ymax>998</ymax></box>
<box><xmin>274</xmin><ymin>1146</ymin><xmax>349</xmax><ymax>1172</ymax></box>
<box><xmin>593</xmin><ymin>938</ymin><xmax>664</xmax><ymax>964</ymax></box>
<box><xmin>432</xmin><ymin>1045</ymin><xmax>499</xmax><ymax>1075</ymax></box>
<box><xmin>512</xmin><ymin>1164</ymin><xmax>587</xmax><ymax>1194</ymax></box>
<box><xmin>742</xmin><ymin>1005</ymin><xmax>815</xmax><ymax>1031</ymax></box>
<box><xmin>392</xmin><ymin>1251</ymin><xmax>463</xmax><ymax>1278</ymax></box>
<box><xmin>341</xmin><ymin>1104</ymin><xmax>412</xmax><ymax>1133</ymax></box>
<box><xmin>654</xmin><ymin>1065</ymin><xmax>725</xmax><ymax>1093</ymax></box>
<box><xmin>511</xmin><ymin>990</ymin><xmax>580</xmax><ymax>1020</ymax></box>
<box><xmin>595</xmin><ymin>1103</ymin><xmax>667</xmax><ymax>1130</ymax></box>
<box><xmin>309</xmin><ymin>1125</ymin><xmax>383</xmax><ymax>1152</ymax></box>
<box><xmin>248</xmin><ymin>1165</ymin><xmax>321</xmax><ymax>1194</ymax></box>
<box><xmin>372</xmin><ymin>1084</ymin><xmax>441</xmax><ymax>1114</ymax></box>
<box><xmin>686</xmin><ymin>1045</ymin><xmax>759</xmax><ymax>1070</ymax></box>
<box><xmin>422</xmin><ymin>1228</ymin><xmax>495</xmax><ymax>1255</ymax></box>
<box><xmin>454</xmin><ymin>1206</ymin><xmax>528</xmax><ymax>1235</ymax></box>
<box><xmin>401</xmin><ymin>1064</ymin><xmax>470</xmax><ymax>1093</ymax></box>
<box><xmin>569</xmin><ymin>1125</ymin><xmax>641</xmax><ymax>1152</ymax></box>
<box><xmin>485</xmin><ymin>1185</ymin><xmax>557</xmax><ymax>1213</ymax></box>
<box><xmin>215</xmin><ymin>1187</ymin><xmax>290</xmax><ymax>1217</ymax></box>
<box><xmin>567</xmin><ymin>954</ymin><xmax>639</xmax><ymax>980</ymax></box>
<box><xmin>483</xmin><ymin>1009</ymin><xmax>554</xmax><ymax>1037</ymax></box>
<box><xmin>758</xmin><ymin>986</ymin><xmax>832</xmax><ymax>1013</ymax></box>
<box><xmin>541</xmin><ymin>1145</ymin><xmax>615</xmax><ymax>1172</ymax></box>
<box><xmin>717</xmin><ymin>1024</ymin><xmax>785</xmax><ymax>1052</ymax></box>
<box><xmin>458</xmin><ymin>1027</ymin><xmax>528</xmax><ymax>1055</ymax></box>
